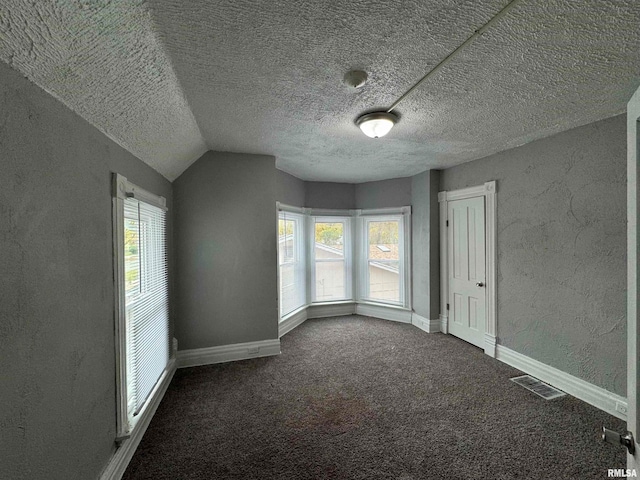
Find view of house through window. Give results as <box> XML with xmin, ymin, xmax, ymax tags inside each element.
<box><xmin>314</xmin><ymin>220</ymin><xmax>347</xmax><ymax>301</ymax></box>
<box><xmin>366</xmin><ymin>219</ymin><xmax>401</xmax><ymax>303</ymax></box>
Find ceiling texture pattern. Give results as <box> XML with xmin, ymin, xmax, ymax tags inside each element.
<box><xmin>1</xmin><ymin>0</ymin><xmax>639</xmax><ymax>182</ymax></box>
<box><xmin>0</xmin><ymin>0</ymin><xmax>207</xmax><ymax>180</ymax></box>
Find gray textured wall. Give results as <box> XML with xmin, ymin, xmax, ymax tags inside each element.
<box><xmin>276</xmin><ymin>169</ymin><xmax>305</xmax><ymax>207</ymax></box>
<box><xmin>174</xmin><ymin>151</ymin><xmax>278</xmax><ymax>350</ymax></box>
<box><xmin>441</xmin><ymin>115</ymin><xmax>627</xmax><ymax>395</ymax></box>
<box><xmin>305</xmin><ymin>181</ymin><xmax>355</xmax><ymax>209</ymax></box>
<box><xmin>411</xmin><ymin>170</ymin><xmax>440</xmax><ymax>320</ymax></box>
<box><xmin>0</xmin><ymin>61</ymin><xmax>173</xmax><ymax>479</ymax></box>
<box><xmin>428</xmin><ymin>171</ymin><xmax>441</xmax><ymax>317</ymax></box>
<box><xmin>355</xmin><ymin>177</ymin><xmax>412</xmax><ymax>209</ymax></box>
<box><xmin>299</xmin><ymin>177</ymin><xmax>413</xmax><ymax>210</ymax></box>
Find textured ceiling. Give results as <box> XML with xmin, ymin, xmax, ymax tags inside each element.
<box><xmin>1</xmin><ymin>1</ymin><xmax>639</xmax><ymax>183</ymax></box>
<box><xmin>0</xmin><ymin>0</ymin><xmax>207</xmax><ymax>180</ymax></box>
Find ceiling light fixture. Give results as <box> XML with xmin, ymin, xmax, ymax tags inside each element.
<box><xmin>353</xmin><ymin>0</ymin><xmax>522</xmax><ymax>139</ymax></box>
<box><xmin>356</xmin><ymin>112</ymin><xmax>398</xmax><ymax>138</ymax></box>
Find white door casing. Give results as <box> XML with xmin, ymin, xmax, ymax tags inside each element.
<box><xmin>439</xmin><ymin>181</ymin><xmax>497</xmax><ymax>357</ymax></box>
<box><xmin>627</xmin><ymin>83</ymin><xmax>640</xmax><ymax>469</ymax></box>
<box><xmin>448</xmin><ymin>197</ymin><xmax>486</xmax><ymax>349</ymax></box>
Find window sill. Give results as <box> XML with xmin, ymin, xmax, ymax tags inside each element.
<box><xmin>357</xmin><ymin>300</ymin><xmax>410</xmax><ymax>311</ymax></box>
<box><xmin>279</xmin><ymin>304</ymin><xmax>309</xmax><ymax>324</ymax></box>
<box><xmin>310</xmin><ymin>300</ymin><xmax>355</xmax><ymax>306</ymax></box>
<box><xmin>355</xmin><ymin>302</ymin><xmax>413</xmax><ymax>324</ymax></box>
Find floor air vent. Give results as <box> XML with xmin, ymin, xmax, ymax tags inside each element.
<box><xmin>510</xmin><ymin>375</ymin><xmax>566</xmax><ymax>400</ymax></box>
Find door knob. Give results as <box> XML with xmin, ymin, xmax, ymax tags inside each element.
<box><xmin>602</xmin><ymin>427</ymin><xmax>635</xmax><ymax>454</ymax></box>
<box><xmin>476</xmin><ymin>282</ymin><xmax>485</xmax><ymax>287</ymax></box>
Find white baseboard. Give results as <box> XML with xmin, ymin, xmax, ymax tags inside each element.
<box><xmin>439</xmin><ymin>314</ymin><xmax>448</xmax><ymax>334</ymax></box>
<box><xmin>279</xmin><ymin>302</ymin><xmax>430</xmax><ymax>337</ymax></box>
<box><xmin>278</xmin><ymin>303</ymin><xmax>357</xmax><ymax>338</ymax></box>
<box><xmin>100</xmin><ymin>359</ymin><xmax>176</xmax><ymax>480</ymax></box>
<box><xmin>356</xmin><ymin>303</ymin><xmax>412</xmax><ymax>323</ymax></box>
<box><xmin>495</xmin><ymin>345</ymin><xmax>627</xmax><ymax>420</ymax></box>
<box><xmin>484</xmin><ymin>333</ymin><xmax>496</xmax><ymax>358</ymax></box>
<box><xmin>279</xmin><ymin>308</ymin><xmax>308</xmax><ymax>337</ymax></box>
<box><xmin>411</xmin><ymin>312</ymin><xmax>441</xmax><ymax>333</ymax></box>
<box><xmin>308</xmin><ymin>302</ymin><xmax>356</xmax><ymax>319</ymax></box>
<box><xmin>177</xmin><ymin>339</ymin><xmax>281</xmax><ymax>368</ymax></box>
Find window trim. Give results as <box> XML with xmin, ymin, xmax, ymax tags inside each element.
<box><xmin>113</xmin><ymin>173</ymin><xmax>168</xmax><ymax>440</ymax></box>
<box><xmin>356</xmin><ymin>207</ymin><xmax>411</xmax><ymax>309</ymax></box>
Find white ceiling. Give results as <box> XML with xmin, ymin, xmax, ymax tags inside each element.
<box><xmin>1</xmin><ymin>0</ymin><xmax>639</xmax><ymax>182</ymax></box>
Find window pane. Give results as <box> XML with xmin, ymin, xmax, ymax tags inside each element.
<box><xmin>315</xmin><ymin>261</ymin><xmax>345</xmax><ymax>301</ymax></box>
<box><xmin>314</xmin><ymin>221</ymin><xmax>348</xmax><ymax>301</ymax></box>
<box><xmin>366</xmin><ymin>219</ymin><xmax>401</xmax><ymax>304</ymax></box>
<box><xmin>368</xmin><ymin>221</ymin><xmax>399</xmax><ymax>261</ymax></box>
<box><xmin>280</xmin><ymin>263</ymin><xmax>297</xmax><ymax>315</ymax></box>
<box><xmin>315</xmin><ymin>222</ymin><xmax>344</xmax><ymax>258</ymax></box>
<box><xmin>124</xmin><ymin>217</ymin><xmax>140</xmax><ymax>296</ymax></box>
<box><xmin>368</xmin><ymin>261</ymin><xmax>400</xmax><ymax>302</ymax></box>
<box><xmin>278</xmin><ymin>219</ymin><xmax>295</xmax><ymax>264</ymax></box>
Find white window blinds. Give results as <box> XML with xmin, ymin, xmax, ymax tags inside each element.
<box><xmin>123</xmin><ymin>197</ymin><xmax>169</xmax><ymax>418</ymax></box>
<box><xmin>278</xmin><ymin>209</ymin><xmax>306</xmax><ymax>317</ymax></box>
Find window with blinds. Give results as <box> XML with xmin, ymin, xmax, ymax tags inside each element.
<box><xmin>123</xmin><ymin>198</ymin><xmax>169</xmax><ymax>418</ymax></box>
<box><xmin>113</xmin><ymin>174</ymin><xmax>170</xmax><ymax>438</ymax></box>
<box><xmin>278</xmin><ymin>209</ymin><xmax>306</xmax><ymax>317</ymax></box>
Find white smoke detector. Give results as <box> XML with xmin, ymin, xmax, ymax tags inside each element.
<box><xmin>343</xmin><ymin>70</ymin><xmax>368</xmax><ymax>89</ymax></box>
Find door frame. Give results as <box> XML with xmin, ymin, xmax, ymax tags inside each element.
<box><xmin>627</xmin><ymin>87</ymin><xmax>640</xmax><ymax>467</ymax></box>
<box><xmin>439</xmin><ymin>181</ymin><xmax>497</xmax><ymax>357</ymax></box>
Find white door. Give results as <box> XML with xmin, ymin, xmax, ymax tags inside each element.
<box><xmin>626</xmin><ymin>84</ymin><xmax>640</xmax><ymax>470</ymax></box>
<box><xmin>448</xmin><ymin>196</ymin><xmax>486</xmax><ymax>349</ymax></box>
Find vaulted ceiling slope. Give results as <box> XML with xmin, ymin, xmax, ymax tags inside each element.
<box><xmin>0</xmin><ymin>0</ymin><xmax>207</xmax><ymax>181</ymax></box>
<box><xmin>1</xmin><ymin>1</ymin><xmax>639</xmax><ymax>183</ymax></box>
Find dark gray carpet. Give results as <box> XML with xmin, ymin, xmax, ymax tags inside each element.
<box><xmin>123</xmin><ymin>315</ymin><xmax>626</xmax><ymax>480</ymax></box>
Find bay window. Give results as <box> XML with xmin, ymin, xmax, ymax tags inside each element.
<box><xmin>277</xmin><ymin>204</ymin><xmax>410</xmax><ymax>321</ymax></box>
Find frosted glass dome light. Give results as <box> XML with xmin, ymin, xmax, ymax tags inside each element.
<box><xmin>356</xmin><ymin>112</ymin><xmax>398</xmax><ymax>138</ymax></box>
